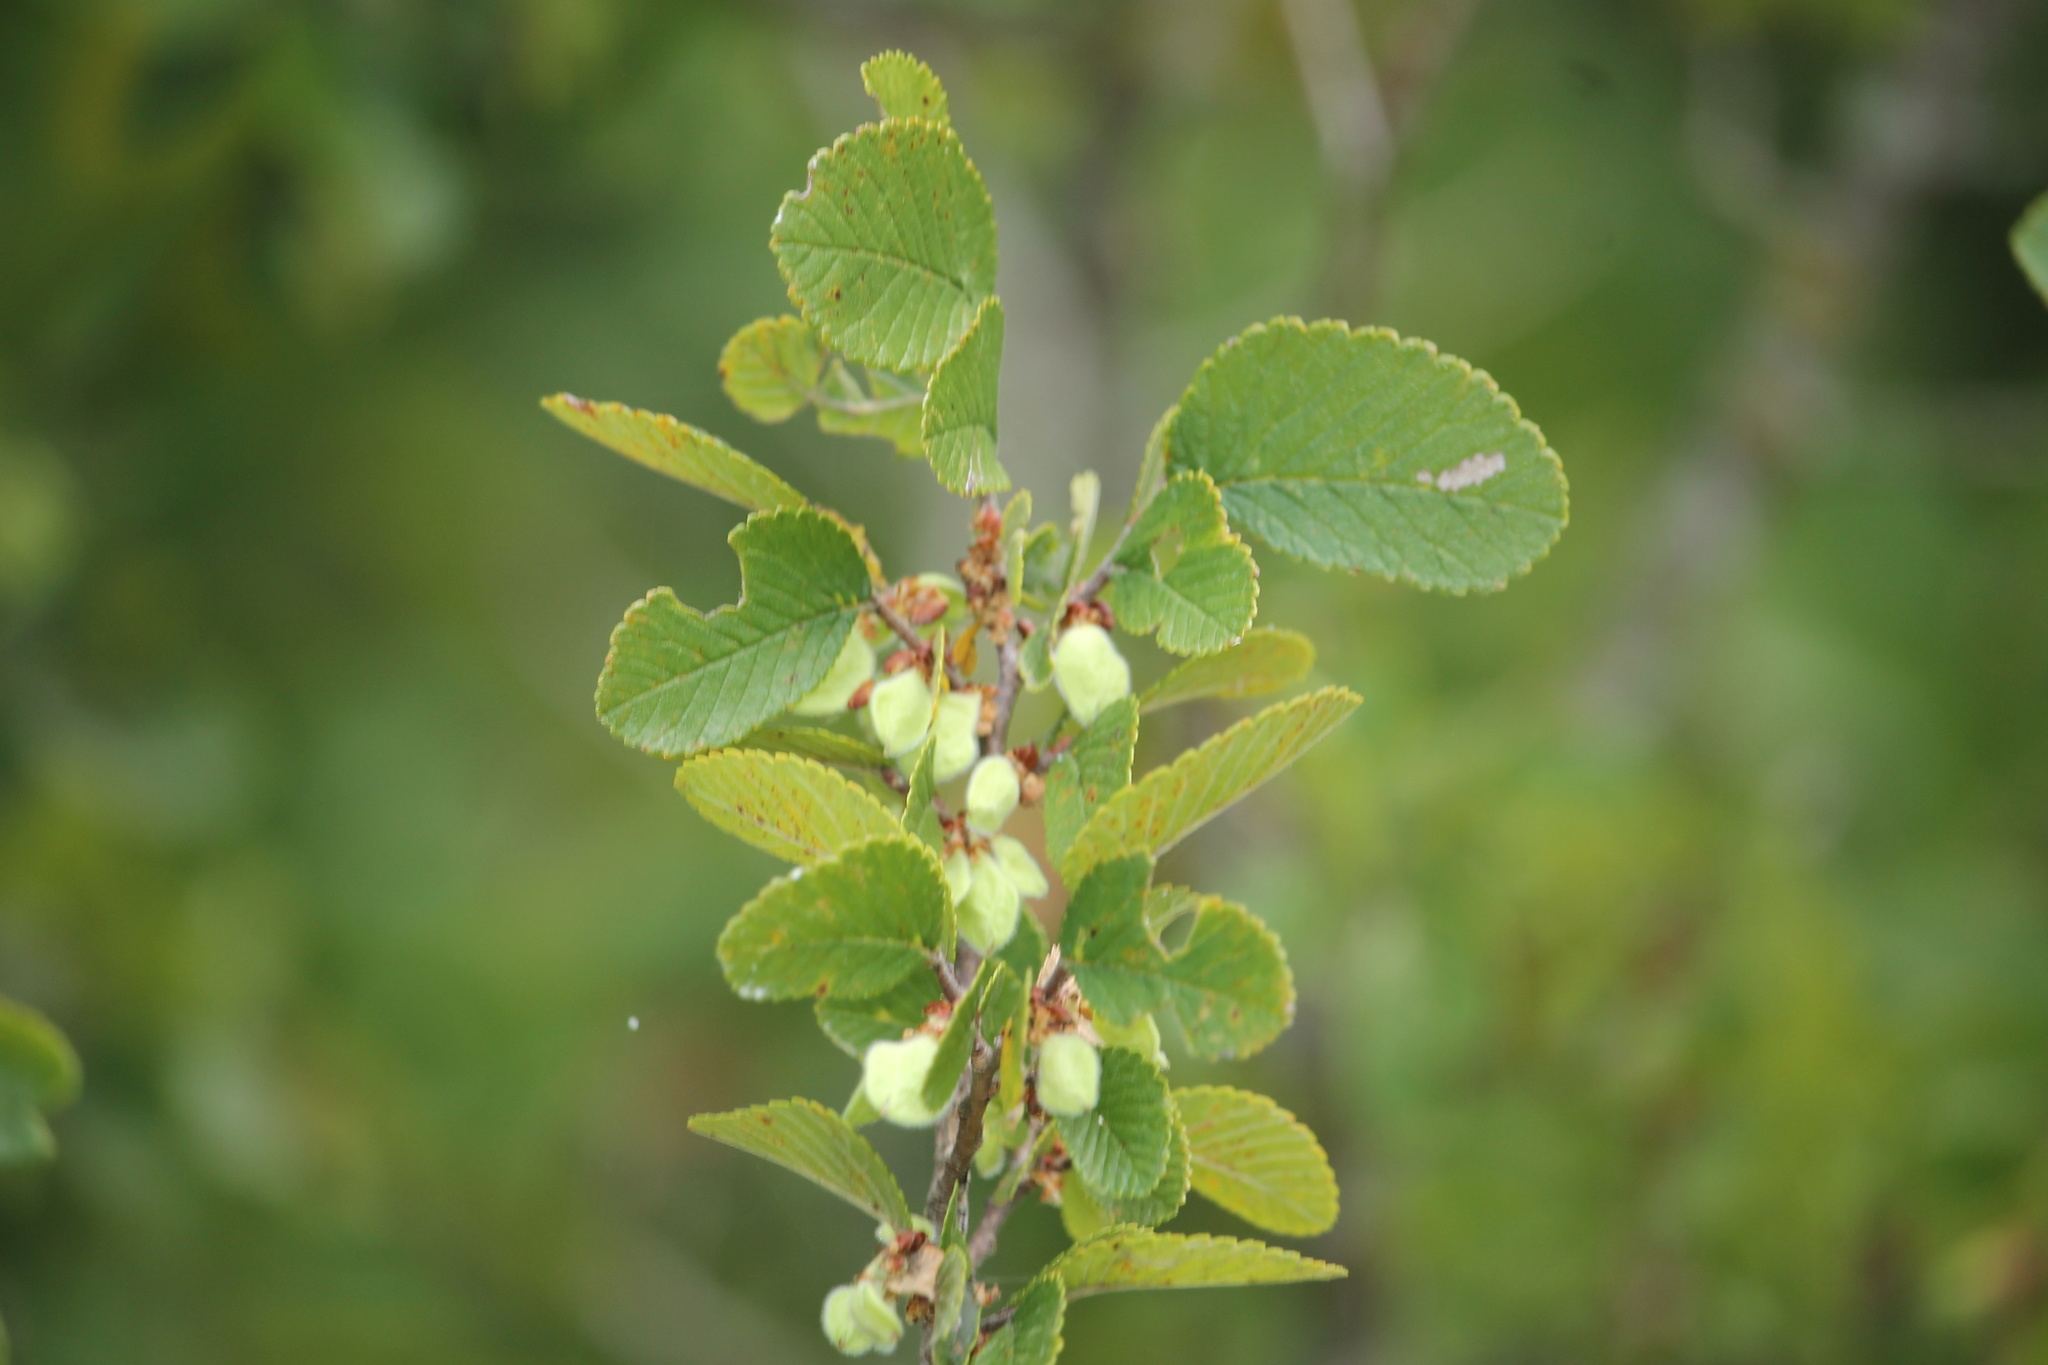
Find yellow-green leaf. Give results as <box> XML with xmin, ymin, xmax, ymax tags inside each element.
<box><xmin>543</xmin><ymin>394</ymin><xmax>804</xmax><ymax>511</ymax></box>
<box><xmin>717</xmin><ymin>836</ymin><xmax>950</xmax><ymax>1001</ymax></box>
<box><xmin>688</xmin><ymin>1098</ymin><xmax>912</xmax><ymax>1228</ymax></box>
<box><xmin>1062</xmin><ymin>686</ymin><xmax>1360</xmax><ymax>884</ymax></box>
<box><xmin>1048</xmin><ymin>1227</ymin><xmax>1345</xmax><ymax>1298</ymax></box>
<box><xmin>922</xmin><ymin>296</ymin><xmax>1009</xmax><ymax>495</ymax></box>
<box><xmin>861</xmin><ymin>50</ymin><xmax>949</xmax><ymax>125</ymax></box>
<box><xmin>676</xmin><ymin>749</ymin><xmax>899</xmax><ymax>864</ymax></box>
<box><xmin>732</xmin><ymin>723</ymin><xmax>886</xmax><ymax>769</ymax></box>
<box><xmin>1176</xmin><ymin>1086</ymin><xmax>1337</xmax><ymax>1237</ymax></box>
<box><xmin>1138</xmin><ymin>629</ymin><xmax>1314</xmax><ymax>712</ymax></box>
<box><xmin>719</xmin><ymin>316</ymin><xmax>824</xmax><ymax>423</ymax></box>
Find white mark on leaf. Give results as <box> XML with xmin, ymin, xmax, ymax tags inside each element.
<box><xmin>1421</xmin><ymin>451</ymin><xmax>1506</xmax><ymax>493</ymax></box>
<box><xmin>628</xmin><ymin>1016</ymin><xmax>640</xmax><ymax>1031</ymax></box>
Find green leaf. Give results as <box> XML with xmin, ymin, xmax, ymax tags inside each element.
<box><xmin>1065</xmin><ymin>471</ymin><xmax>1102</xmax><ymax>594</ymax></box>
<box><xmin>816</xmin><ymin>364</ymin><xmax>926</xmax><ymax>455</ymax></box>
<box><xmin>1056</xmin><ymin>1046</ymin><xmax>1171</xmax><ymax>1199</ymax></box>
<box><xmin>862</xmin><ymin>50</ymin><xmax>949</xmax><ymax>125</ymax></box>
<box><xmin>1063</xmin><ymin>1098</ymin><xmax>1190</xmax><ymax>1238</ymax></box>
<box><xmin>1042</xmin><ymin>697</ymin><xmax>1138</xmax><ymax>867</ymax></box>
<box><xmin>899</xmin><ymin>727</ymin><xmax>946</xmax><ymax>853</ymax></box>
<box><xmin>596</xmin><ymin>508</ymin><xmax>873</xmax><ymax>759</ymax></box>
<box><xmin>733</xmin><ymin>723</ymin><xmax>886</xmax><ymax>769</ymax></box>
<box><xmin>687</xmin><ymin>1098</ymin><xmax>912</xmax><ymax>1229</ymax></box>
<box><xmin>543</xmin><ymin>395</ymin><xmax>805</xmax><ymax>511</ymax></box>
<box><xmin>1060</xmin><ymin>854</ymin><xmax>1166</xmax><ymax>1026</ymax></box>
<box><xmin>0</xmin><ymin>998</ymin><xmax>79</xmax><ymax>1165</ymax></box>
<box><xmin>1063</xmin><ymin>867</ymin><xmax>1293</xmax><ymax>1061</ymax></box>
<box><xmin>923</xmin><ymin>296</ymin><xmax>1009</xmax><ymax>495</ymax></box>
<box><xmin>1153</xmin><ymin>896</ymin><xmax>1293</xmax><ymax>1061</ymax></box>
<box><xmin>1062</xmin><ymin>686</ymin><xmax>1360</xmax><ymax>884</ymax></box>
<box><xmin>717</xmin><ymin>837</ymin><xmax>950</xmax><ymax>1001</ymax></box>
<box><xmin>719</xmin><ymin>316</ymin><xmax>824</xmax><ymax>423</ymax></box>
<box><xmin>933</xmin><ymin>1244</ymin><xmax>971</xmax><ymax>1342</ymax></box>
<box><xmin>2015</xmin><ymin>191</ymin><xmax>2048</xmax><ymax>304</ymax></box>
<box><xmin>1138</xmin><ymin>628</ymin><xmax>1314</xmax><ymax>712</ymax></box>
<box><xmin>676</xmin><ymin>750</ymin><xmax>899</xmax><ymax>865</ymax></box>
<box><xmin>1176</xmin><ymin>1086</ymin><xmax>1337</xmax><ymax>1237</ymax></box>
<box><xmin>1047</xmin><ymin>1227</ymin><xmax>1345</xmax><ymax>1298</ymax></box>
<box><xmin>772</xmin><ymin>122</ymin><xmax>997</xmax><ymax>373</ymax></box>
<box><xmin>973</xmin><ymin>1276</ymin><xmax>1064</xmax><ymax>1365</ymax></box>
<box><xmin>1105</xmin><ymin>472</ymin><xmax>1257</xmax><ymax>656</ymax></box>
<box><xmin>922</xmin><ymin>958</ymin><xmax>1004</xmax><ymax>1112</ymax></box>
<box><xmin>1166</xmin><ymin>318</ymin><xmax>1568</xmax><ymax>592</ymax></box>
<box><xmin>816</xmin><ymin>972</ymin><xmax>943</xmax><ymax>1058</ymax></box>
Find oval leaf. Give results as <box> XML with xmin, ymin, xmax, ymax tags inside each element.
<box><xmin>719</xmin><ymin>317</ymin><xmax>823</xmax><ymax>423</ymax></box>
<box><xmin>718</xmin><ymin>836</ymin><xmax>950</xmax><ymax>1001</ymax></box>
<box><xmin>1055</xmin><ymin>1045</ymin><xmax>1171</xmax><ymax>1199</ymax></box>
<box><xmin>676</xmin><ymin>749</ymin><xmax>899</xmax><ymax>865</ymax></box>
<box><xmin>544</xmin><ymin>395</ymin><xmax>804</xmax><ymax>511</ymax></box>
<box><xmin>1062</xmin><ymin>686</ymin><xmax>1359</xmax><ymax>884</ymax></box>
<box><xmin>862</xmin><ymin>50</ymin><xmax>950</xmax><ymax>125</ymax></box>
<box><xmin>772</xmin><ymin>122</ymin><xmax>996</xmax><ymax>373</ymax></box>
<box><xmin>1176</xmin><ymin>1086</ymin><xmax>1337</xmax><ymax>1237</ymax></box>
<box><xmin>1048</xmin><ymin>1227</ymin><xmax>1346</xmax><ymax>1298</ymax></box>
<box><xmin>688</xmin><ymin>1097</ymin><xmax>912</xmax><ymax>1229</ymax></box>
<box><xmin>922</xmin><ymin>296</ymin><xmax>1009</xmax><ymax>495</ymax></box>
<box><xmin>1138</xmin><ymin>628</ymin><xmax>1315</xmax><ymax>712</ymax></box>
<box><xmin>596</xmin><ymin>508</ymin><xmax>873</xmax><ymax>759</ymax></box>
<box><xmin>1167</xmin><ymin>318</ymin><xmax>1567</xmax><ymax>593</ymax></box>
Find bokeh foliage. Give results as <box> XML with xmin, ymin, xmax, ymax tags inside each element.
<box><xmin>3</xmin><ymin>1</ymin><xmax>2048</xmax><ymax>1363</ymax></box>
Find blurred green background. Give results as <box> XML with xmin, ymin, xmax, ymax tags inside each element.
<box><xmin>5</xmin><ymin>0</ymin><xmax>2048</xmax><ymax>1361</ymax></box>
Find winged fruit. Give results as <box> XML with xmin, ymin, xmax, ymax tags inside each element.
<box><xmin>867</xmin><ymin>669</ymin><xmax>934</xmax><ymax>758</ymax></box>
<box><xmin>862</xmin><ymin>1034</ymin><xmax>946</xmax><ymax>1127</ymax></box>
<box><xmin>1037</xmin><ymin>1033</ymin><xmax>1101</xmax><ymax>1117</ymax></box>
<box><xmin>1052</xmin><ymin>622</ymin><xmax>1130</xmax><ymax>726</ymax></box>
<box><xmin>965</xmin><ymin>754</ymin><xmax>1020</xmax><ymax>833</ymax></box>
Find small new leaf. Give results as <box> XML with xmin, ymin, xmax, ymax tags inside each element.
<box><xmin>1042</xmin><ymin>696</ymin><xmax>1138</xmax><ymax>866</ymax></box>
<box><xmin>1056</xmin><ymin>1046</ymin><xmax>1172</xmax><ymax>1199</ymax></box>
<box><xmin>772</xmin><ymin>122</ymin><xmax>996</xmax><ymax>373</ymax></box>
<box><xmin>687</xmin><ymin>1098</ymin><xmax>913</xmax><ymax>1229</ymax></box>
<box><xmin>676</xmin><ymin>750</ymin><xmax>899</xmax><ymax>865</ymax></box>
<box><xmin>1062</xmin><ymin>686</ymin><xmax>1360</xmax><ymax>884</ymax></box>
<box><xmin>718</xmin><ymin>837</ymin><xmax>950</xmax><ymax>1001</ymax></box>
<box><xmin>596</xmin><ymin>508</ymin><xmax>873</xmax><ymax>758</ymax></box>
<box><xmin>1139</xmin><ymin>628</ymin><xmax>1315</xmax><ymax>712</ymax></box>
<box><xmin>922</xmin><ymin>958</ymin><xmax>1004</xmax><ymax>1112</ymax></box>
<box><xmin>1048</xmin><ymin>1227</ymin><xmax>1346</xmax><ymax>1298</ymax></box>
<box><xmin>733</xmin><ymin>724</ymin><xmax>886</xmax><ymax>769</ymax></box>
<box><xmin>1167</xmin><ymin>318</ymin><xmax>1568</xmax><ymax>592</ymax></box>
<box><xmin>1177</xmin><ymin>1085</ymin><xmax>1338</xmax><ymax>1237</ymax></box>
<box><xmin>543</xmin><ymin>395</ymin><xmax>805</xmax><ymax>511</ymax></box>
<box><xmin>973</xmin><ymin>1276</ymin><xmax>1065</xmax><ymax>1365</ymax></box>
<box><xmin>1106</xmin><ymin>471</ymin><xmax>1257</xmax><ymax>656</ymax></box>
<box><xmin>719</xmin><ymin>316</ymin><xmax>824</xmax><ymax>423</ymax></box>
<box><xmin>922</xmin><ymin>296</ymin><xmax>1009</xmax><ymax>495</ymax></box>
<box><xmin>862</xmin><ymin>51</ymin><xmax>950</xmax><ymax>125</ymax></box>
